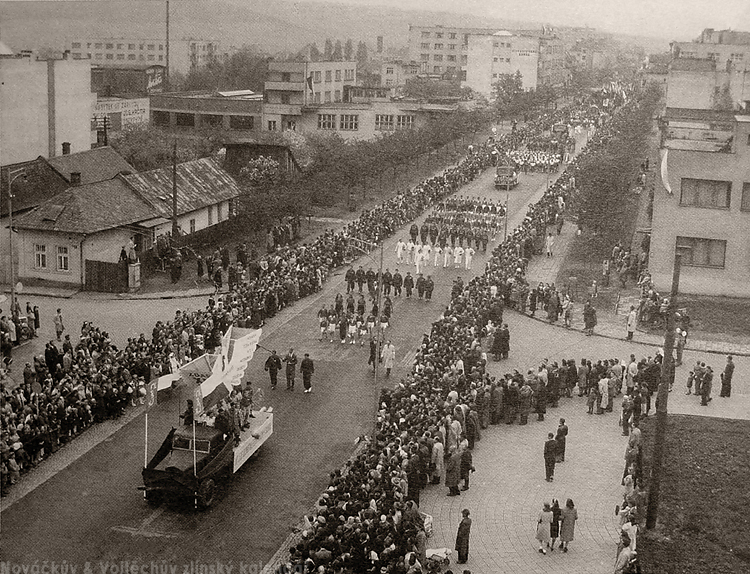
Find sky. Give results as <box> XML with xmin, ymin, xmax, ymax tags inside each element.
<box><xmin>291</xmin><ymin>0</ymin><xmax>749</xmax><ymax>40</ymax></box>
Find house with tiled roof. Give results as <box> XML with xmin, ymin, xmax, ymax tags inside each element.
<box><xmin>45</xmin><ymin>145</ymin><xmax>136</xmax><ymax>185</ymax></box>
<box><xmin>12</xmin><ymin>157</ymin><xmax>242</xmax><ymax>289</ymax></box>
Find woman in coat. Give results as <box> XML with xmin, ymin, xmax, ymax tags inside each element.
<box><xmin>549</xmin><ymin>499</ymin><xmax>562</xmax><ymax>551</ymax></box>
<box><xmin>559</xmin><ymin>498</ymin><xmax>578</xmax><ymax>552</ymax></box>
<box><xmin>431</xmin><ymin>436</ymin><xmax>445</xmax><ymax>485</ymax></box>
<box><xmin>519</xmin><ymin>382</ymin><xmax>533</xmax><ymax>425</ymax></box>
<box><xmin>536</xmin><ymin>502</ymin><xmax>553</xmax><ymax>554</ymax></box>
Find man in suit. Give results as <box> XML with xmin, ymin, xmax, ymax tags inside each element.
<box><xmin>544</xmin><ymin>432</ymin><xmax>557</xmax><ymax>482</ymax></box>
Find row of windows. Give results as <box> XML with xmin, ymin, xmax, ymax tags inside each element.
<box><xmin>34</xmin><ymin>245</ymin><xmax>69</xmax><ymax>272</ymax></box>
<box><xmin>420</xmin><ymin>31</ymin><xmax>467</xmax><ymax>41</ymax></box>
<box><xmin>305</xmin><ymin>69</ymin><xmax>355</xmax><ymax>83</ymax></box>
<box><xmin>76</xmin><ymin>52</ymin><xmax>163</xmax><ymax>61</ymax></box>
<box><xmin>679</xmin><ymin>179</ymin><xmax>750</xmax><ymax>211</ymax></box>
<box><xmin>420</xmin><ymin>54</ymin><xmax>467</xmax><ymax>64</ymax></box>
<box><xmin>675</xmin><ymin>237</ymin><xmax>726</xmax><ymax>268</ymax></box>
<box><xmin>419</xmin><ymin>43</ymin><xmax>466</xmax><ymax>51</ymax></box>
<box><xmin>493</xmin><ymin>57</ymin><xmax>512</xmax><ymax>63</ymax></box>
<box><xmin>73</xmin><ymin>42</ymin><xmax>163</xmax><ymax>51</ymax></box>
<box><xmin>152</xmin><ymin>111</ymin><xmax>256</xmax><ymax>130</ymax></box>
<box><xmin>314</xmin><ymin>114</ymin><xmax>415</xmax><ymax>131</ymax></box>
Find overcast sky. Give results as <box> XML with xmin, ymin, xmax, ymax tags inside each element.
<box><xmin>294</xmin><ymin>0</ymin><xmax>748</xmax><ymax>40</ymax></box>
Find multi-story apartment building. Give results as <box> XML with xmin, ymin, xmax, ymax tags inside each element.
<box><xmin>263</xmin><ymin>60</ymin><xmax>357</xmax><ymax>132</ymax></box>
<box><xmin>464</xmin><ymin>30</ymin><xmax>568</xmax><ymax>99</ymax></box>
<box><xmin>150</xmin><ymin>90</ymin><xmax>263</xmax><ymax>133</ymax></box>
<box><xmin>671</xmin><ymin>28</ymin><xmax>750</xmax><ymax>71</ymax></box>
<box><xmin>650</xmin><ymin>109</ymin><xmax>750</xmax><ymax>296</ymax></box>
<box><xmin>408</xmin><ymin>25</ymin><xmax>496</xmax><ymax>81</ymax></box>
<box><xmin>380</xmin><ymin>60</ymin><xmax>423</xmax><ymax>88</ymax></box>
<box><xmin>67</xmin><ymin>37</ymin><xmax>225</xmax><ymax>75</ymax></box>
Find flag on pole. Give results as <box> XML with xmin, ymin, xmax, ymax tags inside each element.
<box><xmin>660</xmin><ymin>148</ymin><xmax>672</xmax><ymax>194</ymax></box>
<box><xmin>307</xmin><ymin>75</ymin><xmax>315</xmax><ymax>98</ymax></box>
<box><xmin>146</xmin><ymin>380</ymin><xmax>158</xmax><ymax>410</ymax></box>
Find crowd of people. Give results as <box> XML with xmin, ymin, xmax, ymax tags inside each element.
<box><xmin>508</xmin><ymin>149</ymin><xmax>562</xmax><ymax>173</ymax></box>
<box><xmin>273</xmin><ymin>94</ymin><xmax>634</xmax><ymax>574</ymax></box>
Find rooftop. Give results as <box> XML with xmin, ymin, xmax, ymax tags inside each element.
<box><xmin>0</xmin><ymin>158</ymin><xmax>69</xmax><ymax>217</ymax></box>
<box><xmin>669</xmin><ymin>58</ymin><xmax>716</xmax><ymax>72</ymax></box>
<box><xmin>46</xmin><ymin>146</ymin><xmax>136</xmax><ymax>185</ymax></box>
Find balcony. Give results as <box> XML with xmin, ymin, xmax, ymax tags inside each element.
<box><xmin>264</xmin><ymin>81</ymin><xmax>305</xmax><ymax>92</ymax></box>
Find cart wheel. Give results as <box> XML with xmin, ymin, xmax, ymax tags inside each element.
<box><xmin>198</xmin><ymin>479</ymin><xmax>216</xmax><ymax>509</ymax></box>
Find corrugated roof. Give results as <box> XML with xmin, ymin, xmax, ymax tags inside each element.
<box><xmin>13</xmin><ymin>178</ymin><xmax>156</xmax><ymax>234</ymax></box>
<box><xmin>124</xmin><ymin>157</ymin><xmax>241</xmax><ymax>218</ymax></box>
<box><xmin>46</xmin><ymin>146</ymin><xmax>136</xmax><ymax>185</ymax></box>
<box><xmin>0</xmin><ymin>158</ymin><xmax>69</xmax><ymax>217</ymax></box>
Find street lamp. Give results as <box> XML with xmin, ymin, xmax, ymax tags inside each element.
<box><xmin>348</xmin><ymin>236</ymin><xmax>385</xmax><ymax>388</ymax></box>
<box><xmin>7</xmin><ymin>168</ymin><xmax>26</xmax><ymax>314</ymax></box>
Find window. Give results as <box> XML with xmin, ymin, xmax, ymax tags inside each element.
<box><xmin>447</xmin><ymin>66</ymin><xmax>456</xmax><ymax>73</ymax></box>
<box><xmin>95</xmin><ymin>43</ymin><xmax>103</xmax><ymax>49</ymax></box>
<box><xmin>461</xmin><ymin>55</ymin><xmax>468</xmax><ymax>64</ymax></box>
<box><xmin>318</xmin><ymin>114</ymin><xmax>336</xmax><ymax>129</ymax></box>
<box><xmin>139</xmin><ymin>44</ymin><xmax>144</xmax><ymax>50</ymax></box>
<box><xmin>313</xmin><ymin>92</ymin><xmax>321</xmax><ymax>103</ymax></box>
<box><xmin>128</xmin><ymin>54</ymin><xmax>136</xmax><ymax>60</ymax></box>
<box><xmin>334</xmin><ymin>89</ymin><xmax>341</xmax><ymax>102</ymax></box>
<box><xmin>448</xmin><ymin>44</ymin><xmax>456</xmax><ymax>50</ymax></box>
<box><xmin>202</xmin><ymin>114</ymin><xmax>223</xmax><ymax>127</ymax></box>
<box><xmin>680</xmin><ymin>178</ymin><xmax>731</xmax><ymax>209</ymax></box>
<box><xmin>189</xmin><ymin>219</ymin><xmax>196</xmax><ymax>234</ymax></box>
<box><xmin>493</xmin><ymin>57</ymin><xmax>499</xmax><ymax>62</ymax></box>
<box><xmin>345</xmin><ymin>69</ymin><xmax>355</xmax><ymax>81</ymax></box>
<box><xmin>385</xmin><ymin>79</ymin><xmax>393</xmax><ymax>86</ymax></box>
<box><xmin>421</xmin><ymin>43</ymin><xmax>430</xmax><ymax>49</ymax></box>
<box><xmin>493</xmin><ymin>42</ymin><xmax>499</xmax><ymax>48</ymax></box>
<box><xmin>324</xmin><ymin>91</ymin><xmax>331</xmax><ymax>103</ymax></box>
<box><xmin>375</xmin><ymin>114</ymin><xmax>394</xmax><ymax>131</ymax></box>
<box><xmin>229</xmin><ymin>115</ymin><xmax>254</xmax><ymax>130</ymax></box>
<box><xmin>280</xmin><ymin>93</ymin><xmax>290</xmax><ymax>104</ymax></box>
<box><xmin>397</xmin><ymin>115</ymin><xmax>415</xmax><ymax>129</ymax></box>
<box><xmin>434</xmin><ymin>43</ymin><xmax>443</xmax><ymax>50</ymax></box>
<box><xmin>281</xmin><ymin>72</ymin><xmax>291</xmax><ymax>82</ymax></box>
<box><xmin>268</xmin><ymin>120</ymin><xmax>277</xmax><ymax>131</ymax></box>
<box><xmin>106</xmin><ymin>43</ymin><xmax>113</xmax><ymax>49</ymax></box>
<box><xmin>152</xmin><ymin>110</ymin><xmax>170</xmax><ymax>126</ymax></box>
<box><xmin>147</xmin><ymin>54</ymin><xmax>155</xmax><ymax>61</ymax></box>
<box><xmin>56</xmin><ymin>246</ymin><xmax>69</xmax><ymax>271</ymax></box>
<box><xmin>147</xmin><ymin>44</ymin><xmax>155</xmax><ymax>50</ymax></box>
<box><xmin>433</xmin><ymin>66</ymin><xmax>441</xmax><ymax>73</ymax></box>
<box><xmin>434</xmin><ymin>54</ymin><xmax>443</xmax><ymax>61</ymax></box>
<box><xmin>449</xmin><ymin>33</ymin><xmax>457</xmax><ymax>39</ymax></box>
<box><xmin>106</xmin><ymin>54</ymin><xmax>113</xmax><ymax>60</ymax></box>
<box><xmin>34</xmin><ymin>245</ymin><xmax>47</xmax><ymax>269</ymax></box>
<box><xmin>506</xmin><ymin>58</ymin><xmax>511</xmax><ymax>63</ymax></box>
<box><xmin>420</xmin><ymin>54</ymin><xmax>429</xmax><ymax>61</ymax></box>
<box><xmin>159</xmin><ymin>44</ymin><xmax>164</xmax><ymax>50</ymax></box>
<box><xmin>335</xmin><ymin>69</ymin><xmax>341</xmax><ymax>81</ymax></box>
<box><xmin>158</xmin><ymin>55</ymin><xmax>163</xmax><ymax>61</ymax></box>
<box><xmin>386</xmin><ymin>67</ymin><xmax>394</xmax><ymax>74</ymax></box>
<box><xmin>207</xmin><ymin>205</ymin><xmax>213</xmax><ymax>226</ymax></box>
<box><xmin>435</xmin><ymin>33</ymin><xmax>443</xmax><ymax>39</ymax></box>
<box><xmin>447</xmin><ymin>55</ymin><xmax>456</xmax><ymax>62</ymax></box>
<box><xmin>175</xmin><ymin>113</ymin><xmax>195</xmax><ymax>127</ymax></box>
<box><xmin>731</xmin><ymin>53</ymin><xmax>744</xmax><ymax>61</ymax></box>
<box><xmin>324</xmin><ymin>70</ymin><xmax>332</xmax><ymax>82</ymax></box>
<box><xmin>314</xmin><ymin>71</ymin><xmax>322</xmax><ymax>82</ymax></box>
<box><xmin>676</xmin><ymin>237</ymin><xmax>726</xmax><ymax>268</ymax></box>
<box><xmin>72</xmin><ymin>42</ymin><xmax>81</xmax><ymax>49</ymax></box>
<box><xmin>421</xmin><ymin>31</ymin><xmax>430</xmax><ymax>38</ymax></box>
<box><xmin>742</xmin><ymin>183</ymin><xmax>750</xmax><ymax>211</ymax></box>
<box><xmin>128</xmin><ymin>44</ymin><xmax>135</xmax><ymax>50</ymax></box>
<box><xmin>117</xmin><ymin>53</ymin><xmax>125</xmax><ymax>60</ymax></box>
<box><xmin>72</xmin><ymin>53</ymin><xmax>82</xmax><ymax>59</ymax></box>
<box><xmin>340</xmin><ymin>115</ymin><xmax>359</xmax><ymax>130</ymax></box>
<box><xmin>117</xmin><ymin>43</ymin><xmax>123</xmax><ymax>49</ymax></box>
<box><xmin>492</xmin><ymin>73</ymin><xmax>498</xmax><ymax>79</ymax></box>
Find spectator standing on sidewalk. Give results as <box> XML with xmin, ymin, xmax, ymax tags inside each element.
<box><xmin>459</xmin><ymin>441</ymin><xmax>475</xmax><ymax>491</ymax></box>
<box><xmin>626</xmin><ymin>306</ymin><xmax>637</xmax><ymax>340</ymax></box>
<box><xmin>583</xmin><ymin>301</ymin><xmax>597</xmax><ymax>336</ymax></box>
<box><xmin>543</xmin><ymin>432</ymin><xmax>557</xmax><ymax>482</ymax></box>
<box><xmin>536</xmin><ymin>502</ymin><xmax>553</xmax><ymax>554</ymax></box>
<box><xmin>720</xmin><ymin>355</ymin><xmax>734</xmax><ymax>397</ymax></box>
<box><xmin>701</xmin><ymin>366</ymin><xmax>714</xmax><ymax>406</ymax></box>
<box><xmin>53</xmin><ymin>308</ymin><xmax>65</xmax><ymax>341</ymax></box>
<box><xmin>301</xmin><ymin>353</ymin><xmax>314</xmax><ymax>394</ymax></box>
<box><xmin>455</xmin><ymin>508</ymin><xmax>472</xmax><ymax>564</ymax></box>
<box><xmin>555</xmin><ymin>418</ymin><xmax>568</xmax><ymax>462</ymax></box>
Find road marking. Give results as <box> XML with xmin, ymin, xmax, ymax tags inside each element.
<box><xmin>111</xmin><ymin>506</ymin><xmax>179</xmax><ymax>538</ymax></box>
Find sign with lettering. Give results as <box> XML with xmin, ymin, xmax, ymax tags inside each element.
<box><xmin>93</xmin><ymin>98</ymin><xmax>149</xmax><ymax>131</ymax></box>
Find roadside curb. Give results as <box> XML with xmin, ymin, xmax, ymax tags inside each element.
<box><xmin>510</xmin><ymin>308</ymin><xmax>750</xmax><ymax>357</ymax></box>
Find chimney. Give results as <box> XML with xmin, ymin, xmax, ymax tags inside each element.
<box><xmin>62</xmin><ymin>142</ymin><xmax>71</xmax><ymax>155</ymax></box>
<box><xmin>62</xmin><ymin>50</ymin><xmax>70</xmax><ymax>60</ymax></box>
<box><xmin>70</xmin><ymin>172</ymin><xmax>81</xmax><ymax>185</ymax></box>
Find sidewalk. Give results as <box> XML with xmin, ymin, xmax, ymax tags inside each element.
<box><xmin>524</xmin><ymin>223</ymin><xmax>750</xmax><ymax>357</ymax></box>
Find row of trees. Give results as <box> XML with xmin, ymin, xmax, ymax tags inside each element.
<box><xmin>173</xmin><ymin>48</ymin><xmax>270</xmax><ymax>93</ymax></box>
<box><xmin>235</xmin><ymin>108</ymin><xmax>491</xmax><ymax>232</ymax></box>
<box><xmin>294</xmin><ymin>39</ymin><xmax>369</xmax><ymax>64</ymax></box>
<box><xmin>492</xmin><ymin>72</ymin><xmax>557</xmax><ymax>118</ymax></box>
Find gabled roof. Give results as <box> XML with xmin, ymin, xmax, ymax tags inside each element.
<box><xmin>46</xmin><ymin>146</ymin><xmax>136</xmax><ymax>185</ymax></box>
<box><xmin>124</xmin><ymin>157</ymin><xmax>241</xmax><ymax>218</ymax></box>
<box><xmin>12</xmin><ymin>177</ymin><xmax>156</xmax><ymax>234</ymax></box>
<box><xmin>0</xmin><ymin>158</ymin><xmax>69</xmax><ymax>217</ymax></box>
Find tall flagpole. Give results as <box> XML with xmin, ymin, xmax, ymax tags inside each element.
<box><xmin>193</xmin><ymin>418</ymin><xmax>198</xmax><ymax>509</ymax></box>
<box><xmin>143</xmin><ymin>411</ymin><xmax>149</xmax><ymax>498</ymax></box>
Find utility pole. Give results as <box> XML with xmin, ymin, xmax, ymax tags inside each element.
<box><xmin>646</xmin><ymin>253</ymin><xmax>681</xmax><ymax>530</ymax></box>
<box><xmin>504</xmin><ymin>179</ymin><xmax>510</xmax><ymax>240</ymax></box>
<box><xmin>171</xmin><ymin>140</ymin><xmax>179</xmax><ymax>238</ymax></box>
<box><xmin>165</xmin><ymin>0</ymin><xmax>170</xmax><ymax>89</ymax></box>
<box><xmin>8</xmin><ymin>168</ymin><xmax>26</xmax><ymax>311</ymax></box>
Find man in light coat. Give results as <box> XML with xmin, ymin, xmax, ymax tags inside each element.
<box><xmin>381</xmin><ymin>340</ymin><xmax>396</xmax><ymax>377</ymax></box>
<box><xmin>626</xmin><ymin>305</ymin><xmax>637</xmax><ymax>340</ymax></box>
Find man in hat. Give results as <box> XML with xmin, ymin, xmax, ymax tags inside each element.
<box><xmin>180</xmin><ymin>399</ymin><xmax>194</xmax><ymax>426</ymax></box>
<box><xmin>455</xmin><ymin>508</ymin><xmax>472</xmax><ymax>564</ymax></box>
<box><xmin>544</xmin><ymin>432</ymin><xmax>557</xmax><ymax>482</ymax></box>
<box><xmin>720</xmin><ymin>355</ymin><xmax>734</xmax><ymax>398</ymax></box>
<box><xmin>301</xmin><ymin>353</ymin><xmax>315</xmax><ymax>394</ymax></box>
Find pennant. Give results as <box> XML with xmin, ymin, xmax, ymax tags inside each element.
<box><xmin>307</xmin><ymin>75</ymin><xmax>315</xmax><ymax>97</ymax></box>
<box><xmin>146</xmin><ymin>380</ymin><xmax>159</xmax><ymax>410</ymax></box>
<box><xmin>660</xmin><ymin>148</ymin><xmax>672</xmax><ymax>194</ymax></box>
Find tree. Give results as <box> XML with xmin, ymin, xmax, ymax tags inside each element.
<box><xmin>332</xmin><ymin>40</ymin><xmax>343</xmax><ymax>61</ymax></box>
<box><xmin>344</xmin><ymin>39</ymin><xmax>354</xmax><ymax>61</ymax></box>
<box><xmin>403</xmin><ymin>78</ymin><xmax>463</xmax><ymax>100</ymax></box>
<box><xmin>309</xmin><ymin>43</ymin><xmax>321</xmax><ymax>62</ymax></box>
<box><xmin>493</xmin><ymin>72</ymin><xmax>524</xmax><ymax>116</ymax></box>
<box><xmin>356</xmin><ymin>41</ymin><xmax>369</xmax><ymax>64</ymax></box>
<box><xmin>324</xmin><ymin>39</ymin><xmax>334</xmax><ymax>60</ymax></box>
<box><xmin>180</xmin><ymin>48</ymin><xmax>269</xmax><ymax>92</ymax></box>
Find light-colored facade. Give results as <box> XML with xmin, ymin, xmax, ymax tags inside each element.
<box><xmin>68</xmin><ymin>37</ymin><xmax>225</xmax><ymax>75</ymax></box>
<box><xmin>671</xmin><ymin>28</ymin><xmax>750</xmax><ymax>71</ymax></box>
<box><xmin>408</xmin><ymin>25</ymin><xmax>496</xmax><ymax>81</ymax></box>
<box><xmin>263</xmin><ymin>61</ymin><xmax>357</xmax><ymax>132</ymax></box>
<box><xmin>464</xmin><ymin>32</ymin><xmax>539</xmax><ymax>98</ymax></box>
<box><xmin>650</xmin><ymin>111</ymin><xmax>750</xmax><ymax>297</ymax></box>
<box><xmin>0</xmin><ymin>51</ymin><xmax>95</xmax><ymax>165</ymax></box>
<box><xmin>665</xmin><ymin>57</ymin><xmax>750</xmax><ymax>112</ymax></box>
<box><xmin>381</xmin><ymin>60</ymin><xmax>422</xmax><ymax>87</ymax></box>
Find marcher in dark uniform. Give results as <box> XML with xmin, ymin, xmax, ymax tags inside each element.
<box><xmin>555</xmin><ymin>418</ymin><xmax>568</xmax><ymax>462</ymax></box>
<box><xmin>301</xmin><ymin>353</ymin><xmax>315</xmax><ymax>393</ymax></box>
<box><xmin>264</xmin><ymin>350</ymin><xmax>282</xmax><ymax>390</ymax></box>
<box><xmin>544</xmin><ymin>432</ymin><xmax>557</xmax><ymax>482</ymax></box>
